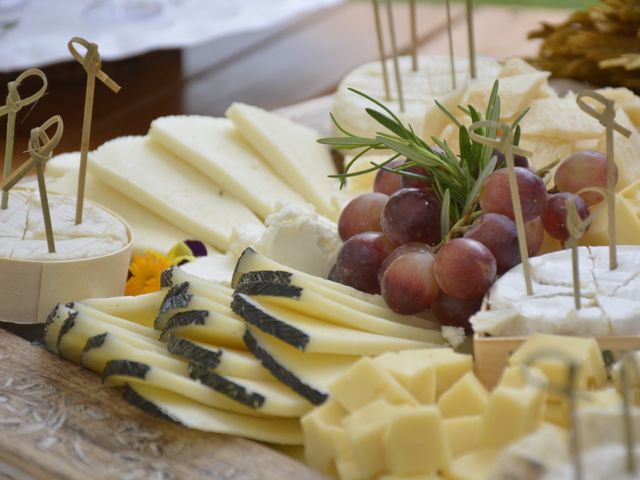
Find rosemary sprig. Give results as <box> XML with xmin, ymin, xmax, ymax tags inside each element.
<box><xmin>319</xmin><ymin>81</ymin><xmax>529</xmax><ymax>244</ymax></box>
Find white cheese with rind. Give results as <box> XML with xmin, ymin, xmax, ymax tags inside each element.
<box><xmin>474</xmin><ymin>246</ymin><xmax>640</xmax><ymax>336</ymax></box>
<box><xmin>89</xmin><ymin>135</ymin><xmax>260</xmax><ymax>252</ymax></box>
<box><xmin>226</xmin><ymin>102</ymin><xmax>338</xmax><ymax>219</ymax></box>
<box><xmin>149</xmin><ymin>116</ymin><xmax>305</xmax><ymax>219</ymax></box>
<box><xmin>0</xmin><ymin>188</ymin><xmax>128</xmax><ymax>261</ymax></box>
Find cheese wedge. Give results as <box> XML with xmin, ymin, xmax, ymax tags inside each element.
<box><xmin>244</xmin><ymin>326</ymin><xmax>357</xmax><ymax>405</ymax></box>
<box><xmin>68</xmin><ymin>302</ymin><xmax>160</xmax><ymax>340</ymax></box>
<box><xmin>160</xmin><ymin>308</ymin><xmax>246</xmax><ymax>350</ymax></box>
<box><xmin>47</xmin><ymin>168</ymin><xmax>196</xmax><ymax>255</ymax></box>
<box><xmin>187</xmin><ymin>362</ymin><xmax>312</xmax><ymax>417</ymax></box>
<box><xmin>80</xmin><ymin>291</ymin><xmax>164</xmax><ymax>328</ymax></box>
<box><xmin>104</xmin><ymin>359</ymin><xmax>277</xmax><ymax>418</ymax></box>
<box><xmin>149</xmin><ymin>116</ymin><xmax>305</xmax><ymax>219</ymax></box>
<box><xmin>90</xmin><ymin>136</ymin><xmax>260</xmax><ymax>251</ymax></box>
<box><xmin>81</xmin><ymin>332</ymin><xmax>187</xmax><ymax>375</ymax></box>
<box><xmin>226</xmin><ymin>103</ymin><xmax>338</xmax><ymax>218</ymax></box>
<box><xmin>161</xmin><ymin>267</ymin><xmax>234</xmax><ymax>298</ymax></box>
<box><xmin>233</xmin><ymin>248</ymin><xmax>440</xmax><ymax>329</ymax></box>
<box><xmin>235</xmin><ymin>273</ymin><xmax>443</xmax><ymax>343</ymax></box>
<box><xmin>166</xmin><ymin>335</ymin><xmax>273</xmax><ymax>381</ymax></box>
<box><xmin>122</xmin><ymin>383</ymin><xmax>302</xmax><ymax>445</ymax></box>
<box><xmin>53</xmin><ymin>305</ymin><xmax>167</xmax><ymax>363</ymax></box>
<box><xmin>155</xmin><ymin>283</ymin><xmax>235</xmax><ymax>330</ymax></box>
<box><xmin>231</xmin><ymin>293</ymin><xmax>436</xmax><ymax>355</ymax></box>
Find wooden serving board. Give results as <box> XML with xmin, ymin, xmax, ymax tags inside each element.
<box><xmin>0</xmin><ymin>329</ymin><xmax>323</xmax><ymax>480</ymax></box>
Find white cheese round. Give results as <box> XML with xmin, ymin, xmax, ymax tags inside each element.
<box><xmin>0</xmin><ymin>188</ymin><xmax>129</xmax><ymax>261</ymax></box>
<box><xmin>331</xmin><ymin>55</ymin><xmax>501</xmax><ymax>139</ymax></box>
<box><xmin>472</xmin><ymin>245</ymin><xmax>640</xmax><ymax>337</ymax></box>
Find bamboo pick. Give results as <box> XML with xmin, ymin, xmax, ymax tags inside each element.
<box><xmin>0</xmin><ymin>116</ymin><xmax>64</xmax><ymax>253</ymax></box>
<box><xmin>445</xmin><ymin>0</ymin><xmax>456</xmax><ymax>90</ymax></box>
<box><xmin>409</xmin><ymin>0</ymin><xmax>418</xmax><ymax>71</ymax></box>
<box><xmin>371</xmin><ymin>0</ymin><xmax>391</xmax><ymax>101</ymax></box>
<box><xmin>0</xmin><ymin>68</ymin><xmax>47</xmax><ymax>210</ymax></box>
<box><xmin>68</xmin><ymin>37</ymin><xmax>121</xmax><ymax>225</ymax></box>
<box><xmin>465</xmin><ymin>0</ymin><xmax>477</xmax><ymax>79</ymax></box>
<box><xmin>385</xmin><ymin>0</ymin><xmax>404</xmax><ymax>113</ymax></box>
<box><xmin>576</xmin><ymin>90</ymin><xmax>631</xmax><ymax>270</ymax></box>
<box><xmin>524</xmin><ymin>351</ymin><xmax>583</xmax><ymax>480</ymax></box>
<box><xmin>620</xmin><ymin>353</ymin><xmax>638</xmax><ymax>474</ymax></box>
<box><xmin>469</xmin><ymin>120</ymin><xmax>534</xmax><ymax>295</ymax></box>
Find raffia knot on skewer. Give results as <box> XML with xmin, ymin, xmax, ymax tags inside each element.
<box><xmin>67</xmin><ymin>37</ymin><xmax>121</xmax><ymax>94</ymax></box>
<box><xmin>0</xmin><ymin>68</ymin><xmax>47</xmax><ymax>117</ymax></box>
<box><xmin>576</xmin><ymin>91</ymin><xmax>632</xmax><ymax>136</ymax></box>
<box><xmin>28</xmin><ymin>115</ymin><xmax>63</xmax><ymax>165</ymax></box>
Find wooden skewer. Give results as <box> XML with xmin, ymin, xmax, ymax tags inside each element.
<box><xmin>371</xmin><ymin>0</ymin><xmax>391</xmax><ymax>101</ymax></box>
<box><xmin>576</xmin><ymin>90</ymin><xmax>631</xmax><ymax>270</ymax></box>
<box><xmin>465</xmin><ymin>0</ymin><xmax>477</xmax><ymax>79</ymax></box>
<box><xmin>470</xmin><ymin>120</ymin><xmax>534</xmax><ymax>295</ymax></box>
<box><xmin>0</xmin><ymin>116</ymin><xmax>64</xmax><ymax>254</ymax></box>
<box><xmin>68</xmin><ymin>37</ymin><xmax>121</xmax><ymax>225</ymax></box>
<box><xmin>445</xmin><ymin>0</ymin><xmax>456</xmax><ymax>90</ymax></box>
<box><xmin>620</xmin><ymin>353</ymin><xmax>638</xmax><ymax>474</ymax></box>
<box><xmin>409</xmin><ymin>0</ymin><xmax>418</xmax><ymax>71</ymax></box>
<box><xmin>385</xmin><ymin>0</ymin><xmax>405</xmax><ymax>113</ymax></box>
<box><xmin>0</xmin><ymin>68</ymin><xmax>47</xmax><ymax>210</ymax></box>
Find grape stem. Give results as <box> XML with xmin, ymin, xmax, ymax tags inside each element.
<box><xmin>435</xmin><ymin>209</ymin><xmax>482</xmax><ymax>250</ymax></box>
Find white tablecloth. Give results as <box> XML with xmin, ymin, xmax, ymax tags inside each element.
<box><xmin>0</xmin><ymin>0</ymin><xmax>343</xmax><ymax>72</ymax></box>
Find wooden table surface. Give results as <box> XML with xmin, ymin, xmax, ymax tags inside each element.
<box><xmin>0</xmin><ymin>2</ymin><xmax>573</xmax><ymax>478</ymax></box>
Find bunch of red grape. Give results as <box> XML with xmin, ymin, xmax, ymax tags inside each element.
<box><xmin>330</xmin><ymin>149</ymin><xmax>612</xmax><ymax>333</ymax></box>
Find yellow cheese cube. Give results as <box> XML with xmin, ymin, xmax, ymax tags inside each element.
<box><xmin>301</xmin><ymin>399</ymin><xmax>347</xmax><ymax>473</ymax></box>
<box><xmin>375</xmin><ymin>351</ymin><xmax>437</xmax><ymax>404</ymax></box>
<box><xmin>508</xmin><ymin>334</ymin><xmax>607</xmax><ymax>390</ymax></box>
<box><xmin>580</xmin><ymin>193</ymin><xmax>640</xmax><ymax>246</ymax></box>
<box><xmin>437</xmin><ymin>372</ymin><xmax>489</xmax><ymax>418</ymax></box>
<box><xmin>331</xmin><ymin>427</ymin><xmax>367</xmax><ymax>479</ymax></box>
<box><xmin>343</xmin><ymin>399</ymin><xmax>412</xmax><ymax>478</ymax></box>
<box><xmin>397</xmin><ymin>349</ymin><xmax>472</xmax><ymax>397</ymax></box>
<box><xmin>499</xmin><ymin>365</ymin><xmax>548</xmax><ymax>389</ymax></box>
<box><xmin>384</xmin><ymin>406</ymin><xmax>452</xmax><ymax>476</ymax></box>
<box><xmin>480</xmin><ymin>386</ymin><xmax>546</xmax><ymax>449</ymax></box>
<box><xmin>443</xmin><ymin>416</ymin><xmax>483</xmax><ymax>458</ymax></box>
<box><xmin>330</xmin><ymin>357</ymin><xmax>418</xmax><ymax>412</ymax></box>
<box><xmin>546</xmin><ymin>387</ymin><xmax>622</xmax><ymax>427</ymax></box>
<box><xmin>447</xmin><ymin>449</ymin><xmax>500</xmax><ymax>480</ymax></box>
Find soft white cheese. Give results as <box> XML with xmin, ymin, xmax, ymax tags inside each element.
<box><xmin>331</xmin><ymin>55</ymin><xmax>501</xmax><ymax>140</ymax></box>
<box><xmin>0</xmin><ymin>188</ymin><xmax>128</xmax><ymax>261</ymax></box>
<box><xmin>230</xmin><ymin>203</ymin><xmax>342</xmax><ymax>278</ymax></box>
<box><xmin>179</xmin><ymin>253</ymin><xmax>237</xmax><ymax>287</ymax></box>
<box><xmin>472</xmin><ymin>246</ymin><xmax>640</xmax><ymax>336</ymax></box>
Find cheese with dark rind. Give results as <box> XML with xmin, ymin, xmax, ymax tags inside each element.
<box><xmin>121</xmin><ymin>383</ymin><xmax>303</xmax><ymax>445</ymax></box>
<box><xmin>232</xmin><ymin>293</ymin><xmax>437</xmax><ymax>355</ymax></box>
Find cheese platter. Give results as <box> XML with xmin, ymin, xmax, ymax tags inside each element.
<box><xmin>4</xmin><ymin>0</ymin><xmax>640</xmax><ymax>479</ymax></box>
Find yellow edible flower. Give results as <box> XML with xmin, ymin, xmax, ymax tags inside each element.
<box><xmin>125</xmin><ymin>252</ymin><xmax>172</xmax><ymax>296</ymax></box>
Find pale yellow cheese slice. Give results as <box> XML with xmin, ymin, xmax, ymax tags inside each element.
<box><xmin>48</xmin><ymin>168</ymin><xmax>198</xmax><ymax>255</ymax></box>
<box><xmin>226</xmin><ymin>102</ymin><xmax>338</xmax><ymax>219</ymax></box>
<box><xmin>89</xmin><ymin>136</ymin><xmax>260</xmax><ymax>252</ymax></box>
<box><xmin>149</xmin><ymin>116</ymin><xmax>305</xmax><ymax>219</ymax></box>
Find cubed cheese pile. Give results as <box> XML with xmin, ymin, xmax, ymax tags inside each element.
<box><xmin>303</xmin><ymin>333</ymin><xmax>621</xmax><ymax>480</ymax></box>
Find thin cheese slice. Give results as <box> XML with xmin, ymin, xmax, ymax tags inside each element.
<box><xmin>89</xmin><ymin>136</ymin><xmax>260</xmax><ymax>251</ymax></box>
<box><xmin>232</xmin><ymin>293</ymin><xmax>435</xmax><ymax>355</ymax></box>
<box><xmin>47</xmin><ymin>166</ymin><xmax>198</xmax><ymax>255</ymax></box>
<box><xmin>122</xmin><ymin>383</ymin><xmax>303</xmax><ymax>445</ymax></box>
<box><xmin>244</xmin><ymin>326</ymin><xmax>358</xmax><ymax>405</ymax></box>
<box><xmin>69</xmin><ymin>302</ymin><xmax>160</xmax><ymax>340</ymax></box>
<box><xmin>149</xmin><ymin>116</ymin><xmax>305</xmax><ymax>219</ymax></box>
<box><xmin>80</xmin><ymin>291</ymin><xmax>165</xmax><ymax>329</ymax></box>
<box><xmin>226</xmin><ymin>103</ymin><xmax>338</xmax><ymax>218</ymax></box>
<box><xmin>104</xmin><ymin>360</ymin><xmax>274</xmax><ymax>418</ymax></box>
<box><xmin>235</xmin><ymin>273</ymin><xmax>443</xmax><ymax>343</ymax></box>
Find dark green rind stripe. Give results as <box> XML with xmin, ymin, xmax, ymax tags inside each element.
<box><xmin>243</xmin><ymin>329</ymin><xmax>327</xmax><ymax>406</ymax></box>
<box><xmin>188</xmin><ymin>363</ymin><xmax>265</xmax><ymax>409</ymax></box>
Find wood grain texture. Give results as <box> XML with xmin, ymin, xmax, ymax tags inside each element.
<box><xmin>0</xmin><ymin>329</ymin><xmax>323</xmax><ymax>480</ymax></box>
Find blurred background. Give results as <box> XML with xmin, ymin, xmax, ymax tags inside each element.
<box><xmin>0</xmin><ymin>0</ymin><xmax>592</xmax><ymax>159</ymax></box>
